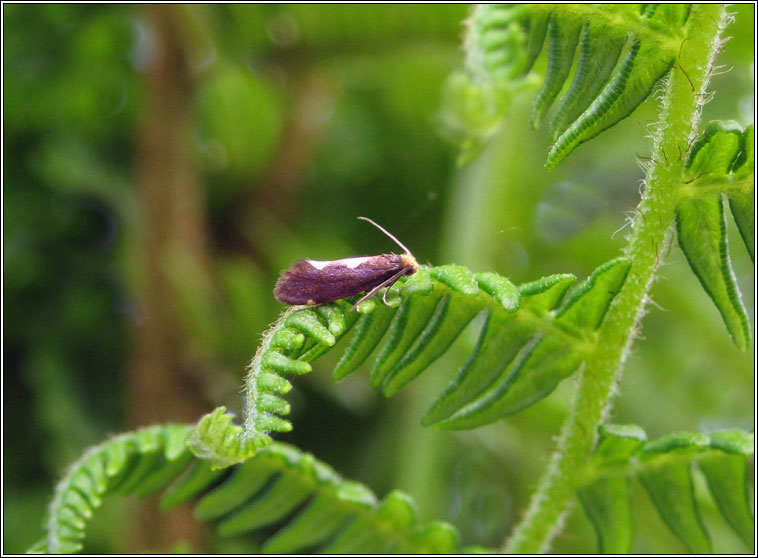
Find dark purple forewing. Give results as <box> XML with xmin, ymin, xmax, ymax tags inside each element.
<box><xmin>274</xmin><ymin>255</ymin><xmax>408</xmax><ymax>305</ymax></box>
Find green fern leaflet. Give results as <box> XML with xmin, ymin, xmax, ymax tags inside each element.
<box><xmin>579</xmin><ymin>425</ymin><xmax>754</xmax><ymax>553</ymax></box>
<box><xmin>676</xmin><ymin>121</ymin><xmax>754</xmax><ymax>350</ymax></box>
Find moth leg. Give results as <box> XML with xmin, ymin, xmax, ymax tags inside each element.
<box><xmin>381</xmin><ymin>278</ymin><xmax>402</xmax><ymax>306</ymax></box>
<box><xmin>382</xmin><ymin>287</ymin><xmax>391</xmax><ymax>306</ymax></box>
<box><xmin>353</xmin><ymin>270</ymin><xmax>407</xmax><ymax>311</ymax></box>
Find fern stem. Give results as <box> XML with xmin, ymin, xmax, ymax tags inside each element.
<box><xmin>503</xmin><ymin>5</ymin><xmax>728</xmax><ymax>553</ymax></box>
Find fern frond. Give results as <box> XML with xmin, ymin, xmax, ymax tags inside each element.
<box><xmin>579</xmin><ymin>424</ymin><xmax>755</xmax><ymax>553</ymax></box>
<box><xmin>227</xmin><ymin>259</ymin><xmax>630</xmax><ymax>451</ymax></box>
<box><xmin>427</xmin><ymin>259</ymin><xmax>630</xmax><ymax>429</ymax></box>
<box><xmin>462</xmin><ymin>4</ymin><xmax>690</xmax><ymax>168</ymax></box>
<box><xmin>32</xmin><ymin>425</ymin><xmax>485</xmax><ymax>554</ymax></box>
<box><xmin>676</xmin><ymin>121</ymin><xmax>754</xmax><ymax>350</ymax></box>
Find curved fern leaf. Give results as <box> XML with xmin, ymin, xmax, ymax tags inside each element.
<box><xmin>683</xmin><ymin>121</ymin><xmax>754</xmax><ymax>260</ymax></box>
<box><xmin>32</xmin><ymin>424</ymin><xmax>194</xmax><ymax>554</ymax></box>
<box><xmin>463</xmin><ymin>4</ymin><xmax>688</xmax><ymax>168</ymax></box>
<box><xmin>677</xmin><ymin>121</ymin><xmax>754</xmax><ymax>350</ymax></box>
<box><xmin>577</xmin><ymin>474</ymin><xmax>634</xmax><ymax>554</ymax></box>
<box><xmin>530</xmin><ymin>14</ymin><xmax>583</xmax><ymax>130</ymax></box>
<box><xmin>547</xmin><ymin>22</ymin><xmax>625</xmax><ymax>142</ymax></box>
<box><xmin>230</xmin><ymin>258</ymin><xmax>630</xmax><ymax>449</ymax></box>
<box><xmin>579</xmin><ymin>424</ymin><xmax>755</xmax><ymax>553</ymax></box>
<box><xmin>31</xmin><ymin>425</ymin><xmax>484</xmax><ymax>554</ymax></box>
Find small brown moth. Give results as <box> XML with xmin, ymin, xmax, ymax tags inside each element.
<box><xmin>274</xmin><ymin>217</ymin><xmax>419</xmax><ymax>307</ymax></box>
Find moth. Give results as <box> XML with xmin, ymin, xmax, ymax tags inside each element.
<box><xmin>274</xmin><ymin>216</ymin><xmax>419</xmax><ymax>308</ymax></box>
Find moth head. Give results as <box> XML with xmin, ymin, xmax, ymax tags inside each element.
<box><xmin>401</xmin><ymin>253</ymin><xmax>419</xmax><ymax>273</ymax></box>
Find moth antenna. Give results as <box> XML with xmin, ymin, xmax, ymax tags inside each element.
<box><xmin>357</xmin><ymin>216</ymin><xmax>413</xmax><ymax>255</ymax></box>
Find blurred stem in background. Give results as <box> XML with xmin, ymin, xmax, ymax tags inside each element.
<box><xmin>129</xmin><ymin>4</ymin><xmax>212</xmax><ymax>550</ymax></box>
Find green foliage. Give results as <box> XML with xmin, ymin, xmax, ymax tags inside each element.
<box><xmin>31</xmin><ymin>425</ymin><xmax>484</xmax><ymax>555</ymax></box>
<box><xmin>459</xmin><ymin>4</ymin><xmax>690</xmax><ymax>168</ymax></box>
<box><xmin>579</xmin><ymin>425</ymin><xmax>754</xmax><ymax>553</ymax></box>
<box><xmin>676</xmin><ymin>121</ymin><xmax>754</xmax><ymax>350</ymax></box>
<box><xmin>10</xmin><ymin>3</ymin><xmax>753</xmax><ymax>555</ymax></box>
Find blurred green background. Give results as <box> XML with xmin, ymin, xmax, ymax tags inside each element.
<box><xmin>3</xmin><ymin>4</ymin><xmax>754</xmax><ymax>554</ymax></box>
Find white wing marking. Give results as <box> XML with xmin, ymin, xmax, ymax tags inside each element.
<box><xmin>307</xmin><ymin>257</ymin><xmax>372</xmax><ymax>270</ymax></box>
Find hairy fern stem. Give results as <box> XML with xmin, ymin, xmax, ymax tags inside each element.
<box><xmin>243</xmin><ymin>306</ymin><xmax>301</xmax><ymax>438</ymax></box>
<box><xmin>503</xmin><ymin>5</ymin><xmax>728</xmax><ymax>553</ymax></box>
